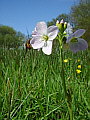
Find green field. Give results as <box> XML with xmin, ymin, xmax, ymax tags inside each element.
<box><xmin>0</xmin><ymin>48</ymin><xmax>90</xmax><ymax>120</ymax></box>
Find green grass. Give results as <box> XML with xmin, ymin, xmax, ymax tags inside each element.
<box><xmin>0</xmin><ymin>48</ymin><xmax>90</xmax><ymax>120</ymax></box>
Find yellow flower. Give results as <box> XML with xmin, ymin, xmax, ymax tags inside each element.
<box><xmin>76</xmin><ymin>69</ymin><xmax>81</xmax><ymax>74</ymax></box>
<box><xmin>77</xmin><ymin>59</ymin><xmax>80</xmax><ymax>62</ymax></box>
<box><xmin>77</xmin><ymin>65</ymin><xmax>81</xmax><ymax>69</ymax></box>
<box><xmin>63</xmin><ymin>59</ymin><xmax>68</xmax><ymax>63</ymax></box>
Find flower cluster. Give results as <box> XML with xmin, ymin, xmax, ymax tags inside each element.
<box><xmin>76</xmin><ymin>63</ymin><xmax>82</xmax><ymax>74</ymax></box>
<box><xmin>56</xmin><ymin>19</ymin><xmax>88</xmax><ymax>53</ymax></box>
<box><xmin>30</xmin><ymin>20</ymin><xmax>88</xmax><ymax>55</ymax></box>
<box><xmin>56</xmin><ymin>19</ymin><xmax>67</xmax><ymax>33</ymax></box>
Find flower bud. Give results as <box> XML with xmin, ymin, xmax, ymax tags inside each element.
<box><xmin>56</xmin><ymin>20</ymin><xmax>60</xmax><ymax>28</ymax></box>
<box><xmin>59</xmin><ymin>19</ymin><xmax>64</xmax><ymax>33</ymax></box>
<box><xmin>60</xmin><ymin>19</ymin><xmax>64</xmax><ymax>24</ymax></box>
<box><xmin>56</xmin><ymin>19</ymin><xmax>67</xmax><ymax>33</ymax></box>
<box><xmin>64</xmin><ymin>22</ymin><xmax>67</xmax><ymax>30</ymax></box>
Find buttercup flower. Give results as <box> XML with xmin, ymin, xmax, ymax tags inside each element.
<box><xmin>63</xmin><ymin>59</ymin><xmax>68</xmax><ymax>63</ymax></box>
<box><xmin>66</xmin><ymin>29</ymin><xmax>88</xmax><ymax>53</ymax></box>
<box><xmin>77</xmin><ymin>65</ymin><xmax>81</xmax><ymax>69</ymax></box>
<box><xmin>30</xmin><ymin>21</ymin><xmax>58</xmax><ymax>55</ymax></box>
<box><xmin>76</xmin><ymin>69</ymin><xmax>81</xmax><ymax>74</ymax></box>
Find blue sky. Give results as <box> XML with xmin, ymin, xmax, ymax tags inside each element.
<box><xmin>0</xmin><ymin>0</ymin><xmax>78</xmax><ymax>35</ymax></box>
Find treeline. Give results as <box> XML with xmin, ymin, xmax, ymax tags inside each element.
<box><xmin>0</xmin><ymin>25</ymin><xmax>25</xmax><ymax>49</ymax></box>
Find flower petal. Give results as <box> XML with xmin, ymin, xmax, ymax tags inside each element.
<box><xmin>32</xmin><ymin>28</ymin><xmax>38</xmax><ymax>37</ymax></box>
<box><xmin>30</xmin><ymin>36</ymin><xmax>44</xmax><ymax>49</ymax></box>
<box><xmin>65</xmin><ymin>23</ymin><xmax>73</xmax><ymax>35</ymax></box>
<box><xmin>66</xmin><ymin>34</ymin><xmax>73</xmax><ymax>43</ymax></box>
<box><xmin>69</xmin><ymin>38</ymin><xmax>88</xmax><ymax>53</ymax></box>
<box><xmin>66</xmin><ymin>29</ymin><xmax>86</xmax><ymax>43</ymax></box>
<box><xmin>47</xmin><ymin>26</ymin><xmax>58</xmax><ymax>40</ymax></box>
<box><xmin>77</xmin><ymin>38</ymin><xmax>88</xmax><ymax>50</ymax></box>
<box><xmin>73</xmin><ymin>29</ymin><xmax>86</xmax><ymax>38</ymax></box>
<box><xmin>42</xmin><ymin>41</ymin><xmax>52</xmax><ymax>55</ymax></box>
<box><xmin>36</xmin><ymin>21</ymin><xmax>47</xmax><ymax>35</ymax></box>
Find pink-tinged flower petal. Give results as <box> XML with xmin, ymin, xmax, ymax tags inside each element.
<box><xmin>73</xmin><ymin>29</ymin><xmax>86</xmax><ymax>38</ymax></box>
<box><xmin>56</xmin><ymin>20</ymin><xmax>59</xmax><ymax>24</ymax></box>
<box><xmin>36</xmin><ymin>22</ymin><xmax>47</xmax><ymax>35</ymax></box>
<box><xmin>77</xmin><ymin>38</ymin><xmax>88</xmax><ymax>50</ymax></box>
<box><xmin>69</xmin><ymin>38</ymin><xmax>88</xmax><ymax>53</ymax></box>
<box><xmin>60</xmin><ymin>19</ymin><xmax>64</xmax><ymax>23</ymax></box>
<box><xmin>42</xmin><ymin>41</ymin><xmax>52</xmax><ymax>55</ymax></box>
<box><xmin>47</xmin><ymin>26</ymin><xmax>58</xmax><ymax>40</ymax></box>
<box><xmin>32</xmin><ymin>29</ymin><xmax>38</xmax><ymax>37</ymax></box>
<box><xmin>65</xmin><ymin>23</ymin><xmax>73</xmax><ymax>36</ymax></box>
<box><xmin>30</xmin><ymin>37</ymin><xmax>44</xmax><ymax>49</ymax></box>
<box><xmin>66</xmin><ymin>29</ymin><xmax>86</xmax><ymax>43</ymax></box>
<box><xmin>66</xmin><ymin>33</ymin><xmax>74</xmax><ymax>43</ymax></box>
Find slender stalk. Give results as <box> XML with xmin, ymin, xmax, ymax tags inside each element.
<box><xmin>7</xmin><ymin>78</ymin><xmax>12</xmax><ymax>120</ymax></box>
<box><xmin>58</xmin><ymin>33</ymin><xmax>67</xmax><ymax>97</ymax></box>
<box><xmin>58</xmin><ymin>34</ymin><xmax>73</xmax><ymax>120</ymax></box>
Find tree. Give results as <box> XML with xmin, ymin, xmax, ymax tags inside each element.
<box><xmin>0</xmin><ymin>25</ymin><xmax>16</xmax><ymax>35</ymax></box>
<box><xmin>47</xmin><ymin>14</ymin><xmax>70</xmax><ymax>26</ymax></box>
<box><xmin>0</xmin><ymin>25</ymin><xmax>25</xmax><ymax>49</ymax></box>
<box><xmin>70</xmin><ymin>0</ymin><xmax>90</xmax><ymax>48</ymax></box>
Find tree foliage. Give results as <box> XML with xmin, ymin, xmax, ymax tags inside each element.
<box><xmin>0</xmin><ymin>25</ymin><xmax>25</xmax><ymax>49</ymax></box>
<box><xmin>47</xmin><ymin>14</ymin><xmax>70</xmax><ymax>27</ymax></box>
<box><xmin>70</xmin><ymin>0</ymin><xmax>90</xmax><ymax>47</ymax></box>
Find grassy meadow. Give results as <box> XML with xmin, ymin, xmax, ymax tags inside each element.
<box><xmin>0</xmin><ymin>48</ymin><xmax>90</xmax><ymax>120</ymax></box>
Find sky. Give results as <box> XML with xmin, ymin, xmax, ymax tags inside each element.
<box><xmin>0</xmin><ymin>0</ymin><xmax>78</xmax><ymax>35</ymax></box>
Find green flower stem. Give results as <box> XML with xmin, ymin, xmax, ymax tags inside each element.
<box><xmin>58</xmin><ymin>33</ymin><xmax>73</xmax><ymax>120</ymax></box>
<box><xmin>58</xmin><ymin>34</ymin><xmax>67</xmax><ymax>96</ymax></box>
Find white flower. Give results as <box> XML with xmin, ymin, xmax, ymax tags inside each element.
<box><xmin>64</xmin><ymin>23</ymin><xmax>73</xmax><ymax>36</ymax></box>
<box><xmin>66</xmin><ymin>29</ymin><xmax>88</xmax><ymax>53</ymax></box>
<box><xmin>30</xmin><ymin>21</ymin><xmax>58</xmax><ymax>55</ymax></box>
